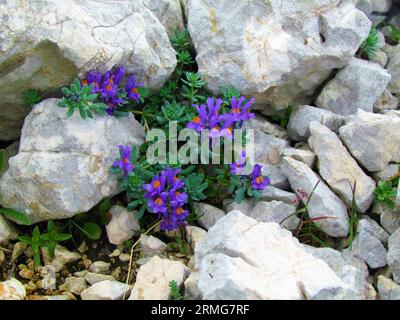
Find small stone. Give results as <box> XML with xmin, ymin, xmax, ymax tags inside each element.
<box><xmin>346</xmin><ymin>219</ymin><xmax>387</xmax><ymax>269</ymax></box>
<box><xmin>185</xmin><ymin>226</ymin><xmax>207</xmax><ymax>252</ymax></box>
<box><xmin>373</xmin><ymin>202</ymin><xmax>400</xmax><ymax>235</ymax></box>
<box><xmin>283</xmin><ymin>148</ymin><xmax>315</xmax><ymax>168</ymax></box>
<box><xmin>260</xmin><ymin>186</ymin><xmax>298</xmax><ymax>205</ymax></box>
<box><xmin>0</xmin><ymin>278</ymin><xmax>26</xmax><ymax>300</ymax></box>
<box><xmin>110</xmin><ymin>267</ymin><xmax>122</xmax><ymax>281</ymax></box>
<box><xmin>365</xmin><ymin>283</ymin><xmax>378</xmax><ymax>300</ymax></box>
<box><xmin>19</xmin><ymin>268</ymin><xmax>34</xmax><ymax>280</ymax></box>
<box><xmin>11</xmin><ymin>242</ymin><xmax>27</xmax><ymax>261</ymax></box>
<box><xmin>108</xmin><ymin>249</ymin><xmax>121</xmax><ymax>258</ymax></box>
<box><xmin>373</xmin><ymin>164</ymin><xmax>399</xmax><ymax>181</ymax></box>
<box><xmin>370</xmin><ymin>50</ymin><xmax>388</xmax><ymax>68</ymax></box>
<box><xmin>184</xmin><ymin>272</ymin><xmax>202</xmax><ymax>300</ymax></box>
<box><xmin>85</xmin><ymin>272</ymin><xmax>115</xmax><ymax>285</ymax></box>
<box><xmin>377</xmin><ymin>275</ymin><xmax>400</xmax><ymax>300</ymax></box>
<box><xmin>374</xmin><ymin>89</ymin><xmax>399</xmax><ymax>112</ymax></box>
<box><xmin>41</xmin><ymin>245</ymin><xmax>81</xmax><ymax>272</ymax></box>
<box><xmin>73</xmin><ymin>270</ymin><xmax>88</xmax><ymax>278</ymax></box>
<box><xmin>119</xmin><ymin>253</ymin><xmax>131</xmax><ymax>263</ymax></box>
<box><xmin>89</xmin><ymin>261</ymin><xmax>111</xmax><ymax>274</ymax></box>
<box><xmin>0</xmin><ymin>215</ymin><xmax>19</xmax><ymax>243</ymax></box>
<box><xmin>139</xmin><ymin>234</ymin><xmax>167</xmax><ymax>257</ymax></box>
<box><xmin>59</xmin><ymin>277</ymin><xmax>87</xmax><ymax>295</ymax></box>
<box><xmin>0</xmin><ymin>250</ymin><xmax>5</xmax><ymax>266</ymax></box>
<box><xmin>308</xmin><ymin>122</ymin><xmax>375</xmax><ymax>213</ymax></box>
<box><xmin>249</xmin><ymin>201</ymin><xmax>299</xmax><ymax>231</ymax></box>
<box><xmin>81</xmin><ymin>280</ymin><xmax>130</xmax><ymax>300</ymax></box>
<box><xmin>77</xmin><ymin>242</ymin><xmax>88</xmax><ymax>254</ymax></box>
<box><xmin>106</xmin><ymin>205</ymin><xmax>140</xmax><ymax>245</ymax></box>
<box><xmin>129</xmin><ymin>256</ymin><xmax>189</xmax><ymax>300</ymax></box>
<box><xmin>82</xmin><ymin>259</ymin><xmax>92</xmax><ymax>270</ymax></box>
<box><xmin>316</xmin><ymin>57</ymin><xmax>391</xmax><ymax>115</ymax></box>
<box><xmin>223</xmin><ymin>198</ymin><xmax>256</xmax><ymax>215</ymax></box>
<box><xmin>40</xmin><ymin>265</ymin><xmax>56</xmax><ymax>290</ymax></box>
<box><xmin>245</xmin><ymin>114</ymin><xmax>287</xmax><ymax>140</ymax></box>
<box><xmin>194</xmin><ymin>203</ymin><xmax>225</xmax><ymax>230</ymax></box>
<box><xmin>384</xmin><ymin>44</ymin><xmax>400</xmax><ymax>94</ymax></box>
<box><xmin>339</xmin><ymin>110</ymin><xmax>400</xmax><ymax>172</ymax></box>
<box><xmin>388</xmin><ymin>228</ymin><xmax>400</xmax><ymax>284</ymax></box>
<box><xmin>361</xmin><ymin>216</ymin><xmax>389</xmax><ymax>245</ymax></box>
<box><xmin>287</xmin><ymin>105</ymin><xmax>345</xmax><ymax>141</ymax></box>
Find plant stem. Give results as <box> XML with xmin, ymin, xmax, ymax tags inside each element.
<box><xmin>0</xmin><ymin>246</ymin><xmax>12</xmax><ymax>253</ymax></box>
<box><xmin>122</xmin><ymin>219</ymin><xmax>163</xmax><ymax>300</ymax></box>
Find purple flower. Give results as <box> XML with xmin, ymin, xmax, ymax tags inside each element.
<box><xmin>82</xmin><ymin>70</ymin><xmax>102</xmax><ymax>93</ymax></box>
<box><xmin>230</xmin><ymin>151</ymin><xmax>247</xmax><ymax>175</ymax></box>
<box><xmin>147</xmin><ymin>192</ymin><xmax>168</xmax><ymax>215</ymax></box>
<box><xmin>143</xmin><ymin>174</ymin><xmax>166</xmax><ymax>198</ymax></box>
<box><xmin>143</xmin><ymin>166</ymin><xmax>189</xmax><ymax>231</ymax></box>
<box><xmin>113</xmin><ymin>145</ymin><xmax>134</xmax><ymax>175</ymax></box>
<box><xmin>230</xmin><ymin>96</ymin><xmax>255</xmax><ymax>123</ymax></box>
<box><xmin>251</xmin><ymin>164</ymin><xmax>270</xmax><ymax>190</ymax></box>
<box><xmin>126</xmin><ymin>74</ymin><xmax>143</xmax><ymax>104</ymax></box>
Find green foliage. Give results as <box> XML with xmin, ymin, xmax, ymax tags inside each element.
<box><xmin>58</xmin><ymin>78</ymin><xmax>107</xmax><ymax>119</ymax></box>
<box><xmin>170</xmin><ymin>28</ymin><xmax>191</xmax><ymax>52</ymax></box>
<box><xmin>227</xmin><ymin>173</ymin><xmax>262</xmax><ymax>204</ymax></box>
<box><xmin>19</xmin><ymin>221</ymin><xmax>72</xmax><ymax>266</ymax></box>
<box><xmin>375</xmin><ymin>180</ymin><xmax>398</xmax><ymax>208</ymax></box>
<box><xmin>23</xmin><ymin>89</ymin><xmax>41</xmax><ymax>107</ymax></box>
<box><xmin>98</xmin><ymin>197</ymin><xmax>112</xmax><ymax>225</ymax></box>
<box><xmin>167</xmin><ymin>236</ymin><xmax>191</xmax><ymax>256</ymax></box>
<box><xmin>18</xmin><ymin>226</ymin><xmax>45</xmax><ymax>266</ymax></box>
<box><xmin>387</xmin><ymin>24</ymin><xmax>400</xmax><ymax>45</ymax></box>
<box><xmin>169</xmin><ymin>280</ymin><xmax>183</xmax><ymax>300</ymax></box>
<box><xmin>181</xmin><ymin>72</ymin><xmax>207</xmax><ymax>104</ymax></box>
<box><xmin>0</xmin><ymin>207</ymin><xmax>31</xmax><ymax>225</ymax></box>
<box><xmin>0</xmin><ymin>149</ymin><xmax>7</xmax><ymax>177</ymax></box>
<box><xmin>271</xmin><ymin>105</ymin><xmax>293</xmax><ymax>128</ymax></box>
<box><xmin>70</xmin><ymin>219</ymin><xmax>102</xmax><ymax>241</ymax></box>
<box><xmin>181</xmin><ymin>171</ymin><xmax>208</xmax><ymax>202</ymax></box>
<box><xmin>348</xmin><ymin>182</ymin><xmax>359</xmax><ymax>250</ymax></box>
<box><xmin>40</xmin><ymin>221</ymin><xmax>72</xmax><ymax>257</ymax></box>
<box><xmin>359</xmin><ymin>26</ymin><xmax>379</xmax><ymax>60</ymax></box>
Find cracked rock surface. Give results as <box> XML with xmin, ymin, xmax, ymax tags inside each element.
<box><xmin>0</xmin><ymin>99</ymin><xmax>144</xmax><ymax>223</ymax></box>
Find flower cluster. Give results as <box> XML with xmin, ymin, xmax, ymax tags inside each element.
<box><xmin>186</xmin><ymin>96</ymin><xmax>255</xmax><ymax>138</ymax></box>
<box><xmin>143</xmin><ymin>167</ymin><xmax>189</xmax><ymax>231</ymax></box>
<box><xmin>82</xmin><ymin>67</ymin><xmax>143</xmax><ymax>115</ymax></box>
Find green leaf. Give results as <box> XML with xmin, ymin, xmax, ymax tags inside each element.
<box><xmin>82</xmin><ymin>222</ymin><xmax>102</xmax><ymax>240</ymax></box>
<box><xmin>99</xmin><ymin>197</ymin><xmax>111</xmax><ymax>215</ymax></box>
<box><xmin>0</xmin><ymin>149</ymin><xmax>6</xmax><ymax>176</ymax></box>
<box><xmin>0</xmin><ymin>208</ymin><xmax>31</xmax><ymax>225</ymax></box>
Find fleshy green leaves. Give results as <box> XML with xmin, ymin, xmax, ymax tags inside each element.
<box><xmin>181</xmin><ymin>72</ymin><xmax>206</xmax><ymax>104</ymax></box>
<box><xmin>375</xmin><ymin>180</ymin><xmax>398</xmax><ymax>208</ymax></box>
<box><xmin>58</xmin><ymin>78</ymin><xmax>107</xmax><ymax>119</ymax></box>
<box><xmin>182</xmin><ymin>172</ymin><xmax>208</xmax><ymax>202</ymax></box>
<box><xmin>0</xmin><ymin>207</ymin><xmax>31</xmax><ymax>225</ymax></box>
<box><xmin>359</xmin><ymin>26</ymin><xmax>379</xmax><ymax>60</ymax></box>
<box><xmin>169</xmin><ymin>280</ymin><xmax>183</xmax><ymax>300</ymax></box>
<box><xmin>388</xmin><ymin>24</ymin><xmax>400</xmax><ymax>45</ymax></box>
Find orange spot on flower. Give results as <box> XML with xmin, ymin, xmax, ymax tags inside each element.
<box><xmin>256</xmin><ymin>176</ymin><xmax>264</xmax><ymax>184</ymax></box>
<box><xmin>106</xmin><ymin>84</ymin><xmax>112</xmax><ymax>91</ymax></box>
<box><xmin>82</xmin><ymin>79</ymin><xmax>88</xmax><ymax>85</ymax></box>
<box><xmin>192</xmin><ymin>116</ymin><xmax>201</xmax><ymax>124</ymax></box>
<box><xmin>123</xmin><ymin>158</ymin><xmax>129</xmax><ymax>163</ymax></box>
<box><xmin>155</xmin><ymin>197</ymin><xmax>163</xmax><ymax>205</ymax></box>
<box><xmin>176</xmin><ymin>207</ymin><xmax>184</xmax><ymax>215</ymax></box>
<box><xmin>131</xmin><ymin>87</ymin><xmax>138</xmax><ymax>94</ymax></box>
<box><xmin>153</xmin><ymin>180</ymin><xmax>161</xmax><ymax>188</ymax></box>
<box><xmin>232</xmin><ymin>108</ymin><xmax>240</xmax><ymax>114</ymax></box>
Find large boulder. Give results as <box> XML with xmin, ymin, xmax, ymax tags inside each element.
<box><xmin>339</xmin><ymin>110</ymin><xmax>400</xmax><ymax>172</ymax></box>
<box><xmin>143</xmin><ymin>0</ymin><xmax>184</xmax><ymax>35</ymax></box>
<box><xmin>0</xmin><ymin>0</ymin><xmax>177</xmax><ymax>140</ymax></box>
<box><xmin>0</xmin><ymin>99</ymin><xmax>145</xmax><ymax>223</ymax></box>
<box><xmin>315</xmin><ymin>58</ymin><xmax>391</xmax><ymax>115</ymax></box>
<box><xmin>194</xmin><ymin>211</ymin><xmax>358</xmax><ymax>299</ymax></box>
<box><xmin>186</xmin><ymin>0</ymin><xmax>371</xmax><ymax>113</ymax></box>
